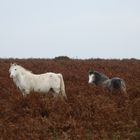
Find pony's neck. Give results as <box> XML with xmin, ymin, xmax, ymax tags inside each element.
<box><xmin>19</xmin><ymin>66</ymin><xmax>32</xmax><ymax>75</ymax></box>
<box><xmin>15</xmin><ymin>67</ymin><xmax>31</xmax><ymax>80</ymax></box>
<box><xmin>14</xmin><ymin>68</ymin><xmax>31</xmax><ymax>85</ymax></box>
<box><xmin>12</xmin><ymin>71</ymin><xmax>23</xmax><ymax>86</ymax></box>
<box><xmin>94</xmin><ymin>72</ymin><xmax>109</xmax><ymax>85</ymax></box>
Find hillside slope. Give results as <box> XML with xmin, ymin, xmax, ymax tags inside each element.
<box><xmin>0</xmin><ymin>58</ymin><xmax>140</xmax><ymax>140</ymax></box>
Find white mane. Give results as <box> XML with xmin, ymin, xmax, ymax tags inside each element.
<box><xmin>16</xmin><ymin>65</ymin><xmax>33</xmax><ymax>75</ymax></box>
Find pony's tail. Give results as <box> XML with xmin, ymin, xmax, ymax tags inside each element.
<box><xmin>121</xmin><ymin>80</ymin><xmax>128</xmax><ymax>97</ymax></box>
<box><xmin>58</xmin><ymin>74</ymin><xmax>67</xmax><ymax>100</ymax></box>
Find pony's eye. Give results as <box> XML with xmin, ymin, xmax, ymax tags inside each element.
<box><xmin>15</xmin><ymin>69</ymin><xmax>17</xmax><ymax>71</ymax></box>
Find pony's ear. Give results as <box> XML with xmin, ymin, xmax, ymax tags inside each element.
<box><xmin>13</xmin><ymin>63</ymin><xmax>17</xmax><ymax>65</ymax></box>
<box><xmin>10</xmin><ymin>63</ymin><xmax>14</xmax><ymax>66</ymax></box>
<box><xmin>88</xmin><ymin>68</ymin><xmax>94</xmax><ymax>74</ymax></box>
<box><xmin>10</xmin><ymin>63</ymin><xmax>17</xmax><ymax>66</ymax></box>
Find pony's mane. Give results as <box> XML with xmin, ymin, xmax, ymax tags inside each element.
<box><xmin>17</xmin><ymin>65</ymin><xmax>32</xmax><ymax>74</ymax></box>
<box><xmin>94</xmin><ymin>71</ymin><xmax>109</xmax><ymax>85</ymax></box>
<box><xmin>94</xmin><ymin>71</ymin><xmax>109</xmax><ymax>79</ymax></box>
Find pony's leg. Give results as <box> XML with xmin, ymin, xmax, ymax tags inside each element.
<box><xmin>52</xmin><ymin>93</ymin><xmax>59</xmax><ymax>98</ymax></box>
<box><xmin>21</xmin><ymin>89</ymin><xmax>26</xmax><ymax>96</ymax></box>
<box><xmin>121</xmin><ymin>87</ymin><xmax>128</xmax><ymax>98</ymax></box>
<box><xmin>22</xmin><ymin>89</ymin><xmax>30</xmax><ymax>97</ymax></box>
<box><xmin>52</xmin><ymin>88</ymin><xmax>61</xmax><ymax>98</ymax></box>
<box><xmin>107</xmin><ymin>86</ymin><xmax>113</xmax><ymax>94</ymax></box>
<box><xmin>120</xmin><ymin>80</ymin><xmax>128</xmax><ymax>97</ymax></box>
<box><xmin>22</xmin><ymin>92</ymin><xmax>25</xmax><ymax>96</ymax></box>
<box><xmin>120</xmin><ymin>82</ymin><xmax>128</xmax><ymax>97</ymax></box>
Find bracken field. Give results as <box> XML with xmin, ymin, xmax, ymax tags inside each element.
<box><xmin>0</xmin><ymin>58</ymin><xmax>140</xmax><ymax>140</ymax></box>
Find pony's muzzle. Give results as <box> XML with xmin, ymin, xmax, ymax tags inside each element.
<box><xmin>88</xmin><ymin>81</ymin><xmax>92</xmax><ymax>84</ymax></box>
<box><xmin>10</xmin><ymin>74</ymin><xmax>13</xmax><ymax>78</ymax></box>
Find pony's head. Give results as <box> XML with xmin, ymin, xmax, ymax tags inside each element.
<box><xmin>9</xmin><ymin>63</ymin><xmax>19</xmax><ymax>78</ymax></box>
<box><xmin>88</xmin><ymin>70</ymin><xmax>109</xmax><ymax>85</ymax></box>
<box><xmin>9</xmin><ymin>63</ymin><xmax>32</xmax><ymax>78</ymax></box>
<box><xmin>88</xmin><ymin>70</ymin><xmax>95</xmax><ymax>84</ymax></box>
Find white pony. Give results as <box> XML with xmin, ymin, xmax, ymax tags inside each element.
<box><xmin>9</xmin><ymin>63</ymin><xmax>67</xmax><ymax>99</ymax></box>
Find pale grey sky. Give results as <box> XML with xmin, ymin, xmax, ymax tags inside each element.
<box><xmin>0</xmin><ymin>0</ymin><xmax>139</xmax><ymax>59</ymax></box>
